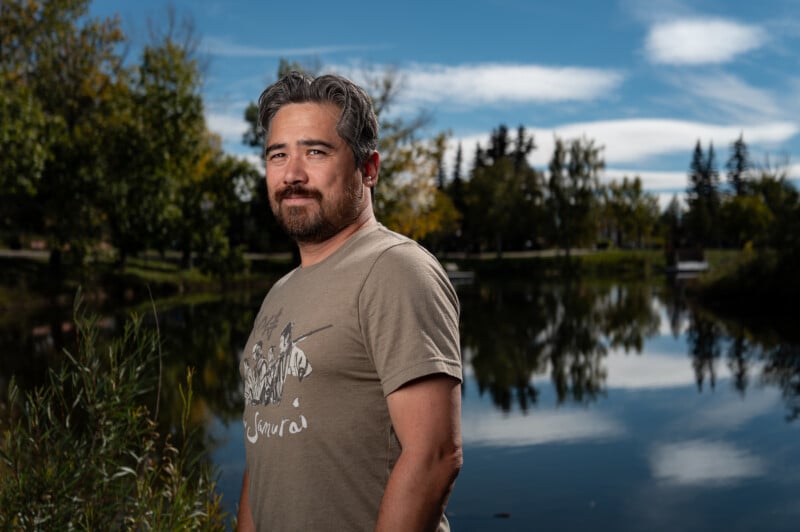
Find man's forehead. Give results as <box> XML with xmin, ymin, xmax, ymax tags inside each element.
<box><xmin>267</xmin><ymin>102</ymin><xmax>343</xmax><ymax>142</ymax></box>
<box><xmin>274</xmin><ymin>102</ymin><xmax>341</xmax><ymax>123</ymax></box>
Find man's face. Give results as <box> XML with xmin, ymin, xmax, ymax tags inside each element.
<box><xmin>265</xmin><ymin>102</ymin><xmax>367</xmax><ymax>244</ymax></box>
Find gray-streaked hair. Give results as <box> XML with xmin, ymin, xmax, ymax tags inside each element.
<box><xmin>258</xmin><ymin>71</ymin><xmax>379</xmax><ymax>167</ymax></box>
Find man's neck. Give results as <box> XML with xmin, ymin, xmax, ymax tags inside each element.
<box><xmin>297</xmin><ymin>215</ymin><xmax>377</xmax><ymax>268</ymax></box>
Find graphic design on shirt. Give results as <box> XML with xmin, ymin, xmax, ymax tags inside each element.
<box><xmin>254</xmin><ymin>307</ymin><xmax>281</xmax><ymax>340</ymax></box>
<box><xmin>243</xmin><ymin>320</ymin><xmax>331</xmax><ymax>407</ymax></box>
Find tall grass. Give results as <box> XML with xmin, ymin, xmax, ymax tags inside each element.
<box><xmin>0</xmin><ymin>296</ymin><xmax>230</xmax><ymax>530</ymax></box>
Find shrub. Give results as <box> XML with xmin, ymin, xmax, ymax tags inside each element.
<box><xmin>0</xmin><ymin>297</ymin><xmax>229</xmax><ymax>530</ymax></box>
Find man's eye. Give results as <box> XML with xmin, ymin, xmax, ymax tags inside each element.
<box><xmin>268</xmin><ymin>153</ymin><xmax>286</xmax><ymax>160</ymax></box>
<box><xmin>309</xmin><ymin>149</ymin><xmax>325</xmax><ymax>156</ymax></box>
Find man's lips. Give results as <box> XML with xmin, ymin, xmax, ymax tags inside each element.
<box><xmin>276</xmin><ymin>186</ymin><xmax>321</xmax><ymax>204</ymax></box>
<box><xmin>281</xmin><ymin>196</ymin><xmax>316</xmax><ymax>207</ymax></box>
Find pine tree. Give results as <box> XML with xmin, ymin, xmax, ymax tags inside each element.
<box><xmin>436</xmin><ymin>156</ymin><xmax>446</xmax><ymax>190</ymax></box>
<box><xmin>726</xmin><ymin>134</ymin><xmax>749</xmax><ymax>196</ymax></box>
<box><xmin>686</xmin><ymin>140</ymin><xmax>721</xmax><ymax>246</ymax></box>
<box><xmin>453</xmin><ymin>142</ymin><xmax>463</xmax><ymax>183</ymax></box>
<box><xmin>512</xmin><ymin>125</ymin><xmax>536</xmax><ymax>172</ymax></box>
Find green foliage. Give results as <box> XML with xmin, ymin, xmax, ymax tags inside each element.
<box><xmin>0</xmin><ymin>0</ymin><xmax>128</xmax><ymax>267</ymax></box>
<box><xmin>547</xmin><ymin>137</ymin><xmax>604</xmax><ymax>255</ymax></box>
<box><xmin>0</xmin><ymin>298</ymin><xmax>228</xmax><ymax>530</ymax></box>
<box><xmin>685</xmin><ymin>140</ymin><xmax>722</xmax><ymax>246</ymax></box>
<box><xmin>726</xmin><ymin>134</ymin><xmax>749</xmax><ymax>196</ymax></box>
<box><xmin>599</xmin><ymin>176</ymin><xmax>660</xmax><ymax>248</ymax></box>
<box><xmin>0</xmin><ymin>1</ymin><xmax>249</xmax><ymax>279</ymax></box>
<box><xmin>461</xmin><ymin>125</ymin><xmax>545</xmax><ymax>255</ymax></box>
<box><xmin>719</xmin><ymin>194</ymin><xmax>774</xmax><ymax>247</ymax></box>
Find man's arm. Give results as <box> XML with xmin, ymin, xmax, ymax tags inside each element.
<box><xmin>237</xmin><ymin>468</ymin><xmax>256</xmax><ymax>532</ymax></box>
<box><xmin>375</xmin><ymin>375</ymin><xmax>463</xmax><ymax>531</ymax></box>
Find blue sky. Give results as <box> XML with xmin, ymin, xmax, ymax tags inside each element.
<box><xmin>92</xmin><ymin>0</ymin><xmax>800</xmax><ymax>206</ymax></box>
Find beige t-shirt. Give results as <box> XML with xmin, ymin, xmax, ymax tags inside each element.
<box><xmin>240</xmin><ymin>224</ymin><xmax>462</xmax><ymax>531</ymax></box>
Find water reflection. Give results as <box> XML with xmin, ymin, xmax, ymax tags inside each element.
<box><xmin>2</xmin><ymin>279</ymin><xmax>799</xmax><ymax>425</ymax></box>
<box><xmin>460</xmin><ymin>279</ymin><xmax>662</xmax><ymax>411</ymax></box>
<box><xmin>2</xmin><ymin>277</ymin><xmax>800</xmax><ymax>530</ymax></box>
<box><xmin>649</xmin><ymin>439</ymin><xmax>767</xmax><ymax>486</ymax></box>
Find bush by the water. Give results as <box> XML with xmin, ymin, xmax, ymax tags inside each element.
<box><xmin>0</xmin><ymin>298</ymin><xmax>229</xmax><ymax>530</ymax></box>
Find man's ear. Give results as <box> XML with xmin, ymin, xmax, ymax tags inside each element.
<box><xmin>361</xmin><ymin>151</ymin><xmax>380</xmax><ymax>187</ymax></box>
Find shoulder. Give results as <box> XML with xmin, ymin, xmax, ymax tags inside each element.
<box><xmin>265</xmin><ymin>267</ymin><xmax>300</xmax><ymax>294</ymax></box>
<box><xmin>366</xmin><ymin>229</ymin><xmax>449</xmax><ymax>285</ymax></box>
<box><xmin>360</xmin><ymin>227</ymin><xmax>458</xmax><ymax>310</ymax></box>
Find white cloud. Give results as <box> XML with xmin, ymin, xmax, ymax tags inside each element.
<box><xmin>336</xmin><ymin>63</ymin><xmax>624</xmax><ymax>109</ymax></box>
<box><xmin>207</xmin><ymin>112</ymin><xmax>249</xmax><ymax>140</ymax></box>
<box><xmin>677</xmin><ymin>73</ymin><xmax>782</xmax><ymax>121</ymax></box>
<box><xmin>604</xmin><ymin>168</ymin><xmax>687</xmax><ymax>191</ymax></box>
<box><xmin>463</xmin><ymin>407</ymin><xmax>625</xmax><ymax>447</ymax></box>
<box><xmin>650</xmin><ymin>439</ymin><xmax>767</xmax><ymax>486</ymax></box>
<box><xmin>403</xmin><ymin>64</ymin><xmax>624</xmax><ymax>105</ymax></box>
<box><xmin>645</xmin><ymin>18</ymin><xmax>767</xmax><ymax>65</ymax></box>
<box><xmin>202</xmin><ymin>37</ymin><xmax>374</xmax><ymax>58</ymax></box>
<box><xmin>653</xmin><ymin>191</ymin><xmax>683</xmax><ymax>210</ymax></box>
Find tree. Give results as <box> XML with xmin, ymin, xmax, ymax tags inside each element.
<box><xmin>547</xmin><ymin>137</ymin><xmax>604</xmax><ymax>255</ymax></box>
<box><xmin>726</xmin><ymin>134</ymin><xmax>750</xmax><ymax>196</ymax></box>
<box><xmin>719</xmin><ymin>195</ymin><xmax>774</xmax><ymax>247</ymax></box>
<box><xmin>102</xmin><ymin>23</ymin><xmax>210</xmax><ymax>267</ymax></box>
<box><xmin>375</xmin><ymin>131</ymin><xmax>460</xmax><ymax>241</ymax></box>
<box><xmin>463</xmin><ymin>125</ymin><xmax>544</xmax><ymax>255</ymax></box>
<box><xmin>0</xmin><ymin>0</ymin><xmax>128</xmax><ymax>272</ymax></box>
<box><xmin>660</xmin><ymin>195</ymin><xmax>685</xmax><ymax>259</ymax></box>
<box><xmin>448</xmin><ymin>142</ymin><xmax>465</xmax><ymax>214</ymax></box>
<box><xmin>685</xmin><ymin>140</ymin><xmax>721</xmax><ymax>246</ymax></box>
<box><xmin>600</xmin><ymin>177</ymin><xmax>659</xmax><ymax>248</ymax></box>
<box><xmin>748</xmin><ymin>159</ymin><xmax>800</xmax><ymax>254</ymax></box>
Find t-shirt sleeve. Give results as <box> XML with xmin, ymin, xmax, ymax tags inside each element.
<box><xmin>358</xmin><ymin>242</ymin><xmax>462</xmax><ymax>396</ymax></box>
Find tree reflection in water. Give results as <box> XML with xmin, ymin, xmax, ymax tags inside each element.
<box><xmin>460</xmin><ymin>278</ymin><xmax>661</xmax><ymax>411</ymax></box>
<box><xmin>757</xmin><ymin>342</ymin><xmax>800</xmax><ymax>421</ymax></box>
<box><xmin>459</xmin><ymin>276</ymin><xmax>800</xmax><ymax>422</ymax></box>
<box><xmin>2</xmin><ymin>278</ymin><xmax>800</xmax><ymax>443</ymax></box>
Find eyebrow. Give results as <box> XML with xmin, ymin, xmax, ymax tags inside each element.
<box><xmin>265</xmin><ymin>138</ymin><xmax>337</xmax><ymax>155</ymax></box>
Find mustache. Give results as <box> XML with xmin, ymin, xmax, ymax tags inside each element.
<box><xmin>275</xmin><ymin>185</ymin><xmax>322</xmax><ymax>202</ymax></box>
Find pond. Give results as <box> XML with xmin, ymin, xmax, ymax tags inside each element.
<box><xmin>1</xmin><ymin>275</ymin><xmax>799</xmax><ymax>531</ymax></box>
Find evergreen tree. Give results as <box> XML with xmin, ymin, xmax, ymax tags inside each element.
<box><xmin>436</xmin><ymin>155</ymin><xmax>446</xmax><ymax>190</ymax></box>
<box><xmin>686</xmin><ymin>140</ymin><xmax>721</xmax><ymax>246</ymax></box>
<box><xmin>726</xmin><ymin>133</ymin><xmax>750</xmax><ymax>196</ymax></box>
<box><xmin>473</xmin><ymin>142</ymin><xmax>486</xmax><ymax>170</ymax></box>
<box><xmin>453</xmin><ymin>142</ymin><xmax>463</xmax><ymax>183</ymax></box>
<box><xmin>512</xmin><ymin>125</ymin><xmax>535</xmax><ymax>172</ymax></box>
<box><xmin>444</xmin><ymin>143</ymin><xmax>466</xmax><ymax>251</ymax></box>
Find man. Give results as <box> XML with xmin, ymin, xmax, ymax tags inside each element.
<box><xmin>238</xmin><ymin>71</ymin><xmax>463</xmax><ymax>531</ymax></box>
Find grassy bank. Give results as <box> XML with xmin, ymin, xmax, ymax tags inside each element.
<box><xmin>446</xmin><ymin>248</ymin><xmax>668</xmax><ymax>280</ymax></box>
<box><xmin>688</xmin><ymin>249</ymin><xmax>800</xmax><ymax>319</ymax></box>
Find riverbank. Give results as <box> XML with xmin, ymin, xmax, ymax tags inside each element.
<box><xmin>0</xmin><ymin>247</ymin><xmax>753</xmax><ymax>313</ymax></box>
<box><xmin>0</xmin><ymin>252</ymin><xmax>292</xmax><ymax>312</ymax></box>
<box><xmin>687</xmin><ymin>249</ymin><xmax>800</xmax><ymax>324</ymax></box>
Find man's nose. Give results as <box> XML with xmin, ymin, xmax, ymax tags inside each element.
<box><xmin>284</xmin><ymin>155</ymin><xmax>308</xmax><ymax>185</ymax></box>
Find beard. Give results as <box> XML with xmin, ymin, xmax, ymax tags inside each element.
<box><xmin>271</xmin><ymin>178</ymin><xmax>364</xmax><ymax>244</ymax></box>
